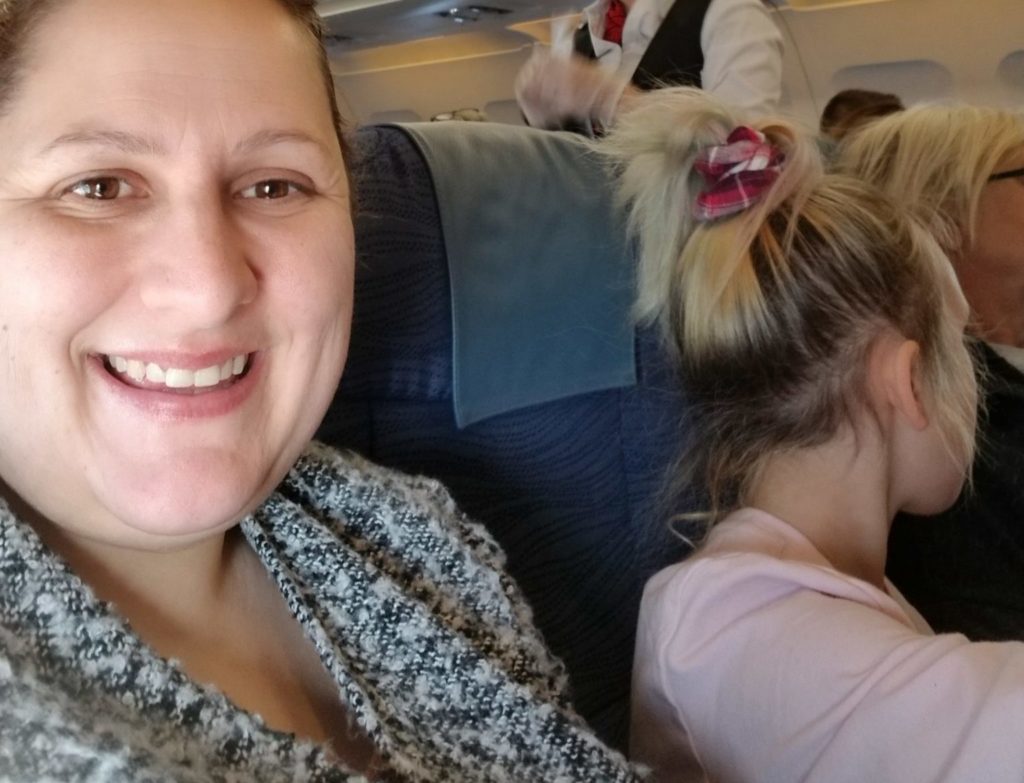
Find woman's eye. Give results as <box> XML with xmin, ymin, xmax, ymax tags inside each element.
<box><xmin>240</xmin><ymin>180</ymin><xmax>306</xmax><ymax>200</ymax></box>
<box><xmin>66</xmin><ymin>176</ymin><xmax>132</xmax><ymax>200</ymax></box>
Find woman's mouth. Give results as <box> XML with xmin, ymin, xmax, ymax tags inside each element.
<box><xmin>102</xmin><ymin>352</ymin><xmax>252</xmax><ymax>393</ymax></box>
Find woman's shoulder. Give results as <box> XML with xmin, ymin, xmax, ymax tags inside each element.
<box><xmin>248</xmin><ymin>446</ymin><xmax>641</xmax><ymax>779</ymax></box>
<box><xmin>252</xmin><ymin>443</ymin><xmax>561</xmax><ymax>691</ymax></box>
<box><xmin>286</xmin><ymin>442</ymin><xmax>475</xmax><ymax>515</ymax></box>
<box><xmin>289</xmin><ymin>441</ymin><xmax>460</xmax><ymax>503</ymax></box>
<box><xmin>272</xmin><ymin>441</ymin><xmax>506</xmax><ymax>564</ymax></box>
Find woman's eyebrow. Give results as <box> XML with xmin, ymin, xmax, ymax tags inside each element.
<box><xmin>33</xmin><ymin>128</ymin><xmax>332</xmax><ymax>160</ymax></box>
<box><xmin>233</xmin><ymin>129</ymin><xmax>333</xmax><ymax>159</ymax></box>
<box><xmin>37</xmin><ymin>129</ymin><xmax>165</xmax><ymax>159</ymax></box>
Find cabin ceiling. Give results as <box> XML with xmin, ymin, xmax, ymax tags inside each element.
<box><xmin>318</xmin><ymin>0</ymin><xmax>557</xmax><ymax>50</ymax></box>
<box><xmin>315</xmin><ymin>0</ymin><xmax>894</xmax><ymax>52</ymax></box>
<box><xmin>318</xmin><ymin>0</ymin><xmax>1024</xmax><ymax>127</ymax></box>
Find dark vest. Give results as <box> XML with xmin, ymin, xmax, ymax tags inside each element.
<box><xmin>573</xmin><ymin>0</ymin><xmax>713</xmax><ymax>91</ymax></box>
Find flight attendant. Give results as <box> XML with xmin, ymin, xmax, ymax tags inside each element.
<box><xmin>516</xmin><ymin>0</ymin><xmax>783</xmax><ymax>134</ymax></box>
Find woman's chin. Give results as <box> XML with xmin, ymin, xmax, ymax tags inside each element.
<box><xmin>99</xmin><ymin>493</ymin><xmax>250</xmax><ymax>546</ymax></box>
<box><xmin>92</xmin><ymin>459</ymin><xmax>280</xmax><ymax>546</ymax></box>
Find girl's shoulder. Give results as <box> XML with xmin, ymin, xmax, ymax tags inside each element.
<box><xmin>641</xmin><ymin>508</ymin><xmax>917</xmax><ymax>635</ymax></box>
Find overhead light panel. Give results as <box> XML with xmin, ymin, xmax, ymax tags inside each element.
<box><xmin>318</xmin><ymin>0</ymin><xmax>404</xmax><ymax>16</ymax></box>
<box><xmin>438</xmin><ymin>5</ymin><xmax>511</xmax><ymax>23</ymax></box>
<box><xmin>323</xmin><ymin>33</ymin><xmax>354</xmax><ymax>46</ymax></box>
<box><xmin>771</xmin><ymin>0</ymin><xmax>891</xmax><ymax>9</ymax></box>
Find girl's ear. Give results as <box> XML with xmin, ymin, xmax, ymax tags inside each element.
<box><xmin>886</xmin><ymin>338</ymin><xmax>929</xmax><ymax>431</ymax></box>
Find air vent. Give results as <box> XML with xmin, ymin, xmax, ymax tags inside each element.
<box><xmin>318</xmin><ymin>0</ymin><xmax>403</xmax><ymax>16</ymax></box>
<box><xmin>437</xmin><ymin>5</ymin><xmax>512</xmax><ymax>23</ymax></box>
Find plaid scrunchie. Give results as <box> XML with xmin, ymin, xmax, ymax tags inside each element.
<box><xmin>693</xmin><ymin>126</ymin><xmax>784</xmax><ymax>222</ymax></box>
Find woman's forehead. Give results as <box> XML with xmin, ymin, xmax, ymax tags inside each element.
<box><xmin>14</xmin><ymin>0</ymin><xmax>309</xmax><ymax>98</ymax></box>
<box><xmin>2</xmin><ymin>0</ymin><xmax>336</xmax><ymax>159</ymax></box>
<box><xmin>23</xmin><ymin>0</ymin><xmax>311</xmax><ymax>76</ymax></box>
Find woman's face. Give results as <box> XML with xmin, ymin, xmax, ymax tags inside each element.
<box><xmin>961</xmin><ymin>146</ymin><xmax>1024</xmax><ymax>345</ymax></box>
<box><xmin>0</xmin><ymin>0</ymin><xmax>353</xmax><ymax>548</ymax></box>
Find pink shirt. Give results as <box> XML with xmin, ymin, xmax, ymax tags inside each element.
<box><xmin>632</xmin><ymin>508</ymin><xmax>1024</xmax><ymax>782</ymax></box>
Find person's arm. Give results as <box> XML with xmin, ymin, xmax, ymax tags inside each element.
<box><xmin>700</xmin><ymin>0</ymin><xmax>783</xmax><ymax>116</ymax></box>
<box><xmin>515</xmin><ymin>48</ymin><xmax>631</xmax><ymax>132</ymax></box>
<box><xmin>639</xmin><ymin>555</ymin><xmax>1024</xmax><ymax>782</ymax></box>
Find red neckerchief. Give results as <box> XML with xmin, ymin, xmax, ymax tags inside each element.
<box><xmin>603</xmin><ymin>0</ymin><xmax>627</xmax><ymax>45</ymax></box>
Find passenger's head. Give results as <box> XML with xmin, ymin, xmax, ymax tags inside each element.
<box><xmin>836</xmin><ymin>104</ymin><xmax>1024</xmax><ymax>346</ymax></box>
<box><xmin>819</xmin><ymin>88</ymin><xmax>904</xmax><ymax>142</ymax></box>
<box><xmin>602</xmin><ymin>88</ymin><xmax>975</xmax><ymax>522</ymax></box>
<box><xmin>0</xmin><ymin>0</ymin><xmax>354</xmax><ymax>550</ymax></box>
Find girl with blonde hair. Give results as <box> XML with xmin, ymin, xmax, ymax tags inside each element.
<box><xmin>605</xmin><ymin>88</ymin><xmax>1024</xmax><ymax>782</ymax></box>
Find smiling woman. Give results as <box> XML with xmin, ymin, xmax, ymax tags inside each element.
<box><xmin>0</xmin><ymin>1</ymin><xmax>639</xmax><ymax>781</ymax></box>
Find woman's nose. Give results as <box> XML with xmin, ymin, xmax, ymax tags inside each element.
<box><xmin>138</xmin><ymin>199</ymin><xmax>258</xmax><ymax>324</ymax></box>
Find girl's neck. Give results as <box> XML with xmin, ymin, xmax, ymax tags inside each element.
<box><xmin>745</xmin><ymin>429</ymin><xmax>895</xmax><ymax>589</ymax></box>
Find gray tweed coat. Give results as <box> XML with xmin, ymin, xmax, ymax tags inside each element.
<box><xmin>0</xmin><ymin>442</ymin><xmax>641</xmax><ymax>783</ymax></box>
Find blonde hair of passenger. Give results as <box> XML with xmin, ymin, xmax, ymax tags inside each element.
<box><xmin>601</xmin><ymin>88</ymin><xmax>976</xmax><ymax>524</ymax></box>
<box><xmin>835</xmin><ymin>104</ymin><xmax>1024</xmax><ymax>256</ymax></box>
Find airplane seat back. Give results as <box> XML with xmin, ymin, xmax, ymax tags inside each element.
<box><xmin>318</xmin><ymin>122</ymin><xmax>692</xmax><ymax>751</ymax></box>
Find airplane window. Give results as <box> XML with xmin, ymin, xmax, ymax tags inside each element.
<box><xmin>998</xmin><ymin>50</ymin><xmax>1024</xmax><ymax>97</ymax></box>
<box><xmin>831</xmin><ymin>60</ymin><xmax>954</xmax><ymax>105</ymax></box>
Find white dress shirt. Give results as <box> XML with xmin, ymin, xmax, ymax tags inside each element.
<box><xmin>576</xmin><ymin>0</ymin><xmax>783</xmax><ymax>116</ymax></box>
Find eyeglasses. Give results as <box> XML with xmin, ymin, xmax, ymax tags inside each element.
<box><xmin>988</xmin><ymin>166</ymin><xmax>1024</xmax><ymax>182</ymax></box>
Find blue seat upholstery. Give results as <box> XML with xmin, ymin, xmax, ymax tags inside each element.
<box><xmin>318</xmin><ymin>123</ymin><xmax>691</xmax><ymax>751</ymax></box>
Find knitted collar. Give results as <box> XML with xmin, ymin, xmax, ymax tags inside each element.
<box><xmin>0</xmin><ymin>445</ymin><xmax>641</xmax><ymax>782</ymax></box>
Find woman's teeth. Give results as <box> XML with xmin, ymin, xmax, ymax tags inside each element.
<box><xmin>106</xmin><ymin>353</ymin><xmax>248</xmax><ymax>389</ymax></box>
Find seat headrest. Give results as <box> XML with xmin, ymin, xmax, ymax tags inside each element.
<box><xmin>353</xmin><ymin>122</ymin><xmax>637</xmax><ymax>428</ymax></box>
